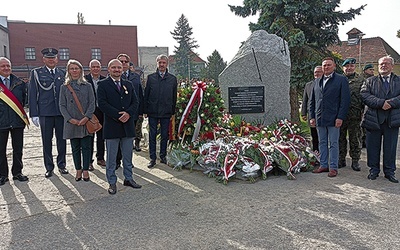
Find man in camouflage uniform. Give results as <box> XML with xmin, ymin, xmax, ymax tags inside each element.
<box><xmin>360</xmin><ymin>64</ymin><xmax>375</xmax><ymax>148</ymax></box>
<box><xmin>338</xmin><ymin>58</ymin><xmax>364</xmax><ymax>171</ymax></box>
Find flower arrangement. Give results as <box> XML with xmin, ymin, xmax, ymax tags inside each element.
<box><xmin>174</xmin><ymin>81</ymin><xmax>225</xmax><ymax>143</ymax></box>
<box><xmin>168</xmin><ymin>114</ymin><xmax>319</xmax><ymax>184</ymax></box>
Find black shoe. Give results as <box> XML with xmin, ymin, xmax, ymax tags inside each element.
<box><xmin>59</xmin><ymin>168</ymin><xmax>69</xmax><ymax>174</ymax></box>
<box><xmin>134</xmin><ymin>146</ymin><xmax>142</xmax><ymax>152</ymax></box>
<box><xmin>108</xmin><ymin>184</ymin><xmax>117</xmax><ymax>195</ymax></box>
<box><xmin>123</xmin><ymin>179</ymin><xmax>142</xmax><ymax>189</ymax></box>
<box><xmin>338</xmin><ymin>161</ymin><xmax>346</xmax><ymax>168</ymax></box>
<box><xmin>45</xmin><ymin>170</ymin><xmax>53</xmax><ymax>178</ymax></box>
<box><xmin>368</xmin><ymin>173</ymin><xmax>379</xmax><ymax>180</ymax></box>
<box><xmin>0</xmin><ymin>176</ymin><xmax>9</xmax><ymax>186</ymax></box>
<box><xmin>362</xmin><ymin>142</ymin><xmax>366</xmax><ymax>148</ymax></box>
<box><xmin>160</xmin><ymin>157</ymin><xmax>167</xmax><ymax>164</ymax></box>
<box><xmin>351</xmin><ymin>161</ymin><xmax>361</xmax><ymax>171</ymax></box>
<box><xmin>147</xmin><ymin>160</ymin><xmax>156</xmax><ymax>169</ymax></box>
<box><xmin>116</xmin><ymin>163</ymin><xmax>121</xmax><ymax>170</ymax></box>
<box><xmin>12</xmin><ymin>173</ymin><xmax>29</xmax><ymax>182</ymax></box>
<box><xmin>385</xmin><ymin>175</ymin><xmax>399</xmax><ymax>183</ymax></box>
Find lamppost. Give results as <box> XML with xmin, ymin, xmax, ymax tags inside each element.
<box><xmin>358</xmin><ymin>33</ymin><xmax>365</xmax><ymax>71</ymax></box>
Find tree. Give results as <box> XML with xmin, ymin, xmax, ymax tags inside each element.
<box><xmin>171</xmin><ymin>14</ymin><xmax>199</xmax><ymax>79</ymax></box>
<box><xmin>229</xmin><ymin>0</ymin><xmax>364</xmax><ymax>122</ymax></box>
<box><xmin>77</xmin><ymin>12</ymin><xmax>85</xmax><ymax>24</ymax></box>
<box><xmin>202</xmin><ymin>50</ymin><xmax>227</xmax><ymax>84</ymax></box>
<box><xmin>397</xmin><ymin>29</ymin><xmax>400</xmax><ymax>39</ymax></box>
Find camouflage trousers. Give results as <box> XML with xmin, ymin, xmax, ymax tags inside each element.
<box><xmin>339</xmin><ymin>119</ymin><xmax>361</xmax><ymax>162</ymax></box>
<box><xmin>135</xmin><ymin>116</ymin><xmax>144</xmax><ymax>140</ymax></box>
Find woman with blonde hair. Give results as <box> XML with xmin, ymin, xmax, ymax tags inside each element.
<box><xmin>59</xmin><ymin>59</ymin><xmax>95</xmax><ymax>181</ymax></box>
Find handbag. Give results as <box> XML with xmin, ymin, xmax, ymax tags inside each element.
<box><xmin>66</xmin><ymin>84</ymin><xmax>102</xmax><ymax>133</ymax></box>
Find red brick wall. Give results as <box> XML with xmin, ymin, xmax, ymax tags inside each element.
<box><xmin>8</xmin><ymin>22</ymin><xmax>138</xmax><ymax>72</ymax></box>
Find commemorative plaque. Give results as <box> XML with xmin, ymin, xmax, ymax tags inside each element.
<box><xmin>228</xmin><ymin>86</ymin><xmax>265</xmax><ymax>114</ymax></box>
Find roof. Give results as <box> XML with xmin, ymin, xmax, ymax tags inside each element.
<box><xmin>329</xmin><ymin>36</ymin><xmax>400</xmax><ymax>64</ymax></box>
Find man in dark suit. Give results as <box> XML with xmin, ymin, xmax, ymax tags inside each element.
<box><xmin>144</xmin><ymin>54</ymin><xmax>178</xmax><ymax>168</ymax></box>
<box><xmin>310</xmin><ymin>57</ymin><xmax>350</xmax><ymax>178</ymax></box>
<box><xmin>28</xmin><ymin>48</ymin><xmax>67</xmax><ymax>178</ymax></box>
<box><xmin>97</xmin><ymin>59</ymin><xmax>141</xmax><ymax>195</ymax></box>
<box><xmin>0</xmin><ymin>57</ymin><xmax>29</xmax><ymax>185</ymax></box>
<box><xmin>361</xmin><ymin>56</ymin><xmax>400</xmax><ymax>183</ymax></box>
<box><xmin>301</xmin><ymin>66</ymin><xmax>323</xmax><ymax>154</ymax></box>
<box><xmin>85</xmin><ymin>59</ymin><xmax>106</xmax><ymax>170</ymax></box>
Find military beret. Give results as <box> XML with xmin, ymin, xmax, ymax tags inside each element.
<box><xmin>342</xmin><ymin>58</ymin><xmax>356</xmax><ymax>66</ymax></box>
<box><xmin>41</xmin><ymin>48</ymin><xmax>58</xmax><ymax>58</ymax></box>
<box><xmin>363</xmin><ymin>64</ymin><xmax>374</xmax><ymax>71</ymax></box>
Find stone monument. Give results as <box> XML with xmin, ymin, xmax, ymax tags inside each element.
<box><xmin>219</xmin><ymin>30</ymin><xmax>291</xmax><ymax>125</ymax></box>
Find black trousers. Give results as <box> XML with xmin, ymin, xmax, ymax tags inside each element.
<box><xmin>39</xmin><ymin>116</ymin><xmax>66</xmax><ymax>171</ymax></box>
<box><xmin>0</xmin><ymin>128</ymin><xmax>24</xmax><ymax>177</ymax></box>
<box><xmin>366</xmin><ymin>122</ymin><xmax>399</xmax><ymax>176</ymax></box>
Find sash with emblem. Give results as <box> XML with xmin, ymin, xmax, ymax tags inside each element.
<box><xmin>0</xmin><ymin>83</ymin><xmax>30</xmax><ymax>126</ymax></box>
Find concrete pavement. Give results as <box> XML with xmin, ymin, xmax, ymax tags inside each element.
<box><xmin>1</xmin><ymin>125</ymin><xmax>400</xmax><ymax>249</ymax></box>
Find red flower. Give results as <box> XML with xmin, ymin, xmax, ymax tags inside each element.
<box><xmin>216</xmin><ymin>88</ymin><xmax>221</xmax><ymax>94</ymax></box>
<box><xmin>210</xmin><ymin>97</ymin><xmax>215</xmax><ymax>103</ymax></box>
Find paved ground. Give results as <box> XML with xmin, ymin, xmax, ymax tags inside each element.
<box><xmin>0</xmin><ymin>125</ymin><xmax>400</xmax><ymax>250</ymax></box>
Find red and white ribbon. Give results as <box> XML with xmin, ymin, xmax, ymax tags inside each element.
<box><xmin>178</xmin><ymin>81</ymin><xmax>207</xmax><ymax>141</ymax></box>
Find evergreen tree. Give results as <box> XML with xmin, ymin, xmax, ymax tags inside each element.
<box><xmin>202</xmin><ymin>50</ymin><xmax>227</xmax><ymax>84</ymax></box>
<box><xmin>229</xmin><ymin>0</ymin><xmax>364</xmax><ymax>121</ymax></box>
<box><xmin>77</xmin><ymin>12</ymin><xmax>85</xmax><ymax>24</ymax></box>
<box><xmin>171</xmin><ymin>14</ymin><xmax>199</xmax><ymax>78</ymax></box>
<box><xmin>397</xmin><ymin>30</ymin><xmax>400</xmax><ymax>39</ymax></box>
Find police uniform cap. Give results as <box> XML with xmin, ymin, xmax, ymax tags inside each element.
<box><xmin>342</xmin><ymin>58</ymin><xmax>356</xmax><ymax>66</ymax></box>
<box><xmin>363</xmin><ymin>64</ymin><xmax>373</xmax><ymax>71</ymax></box>
<box><xmin>41</xmin><ymin>48</ymin><xmax>58</xmax><ymax>58</ymax></box>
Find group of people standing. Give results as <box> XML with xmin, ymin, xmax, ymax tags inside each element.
<box><xmin>302</xmin><ymin>56</ymin><xmax>400</xmax><ymax>183</ymax></box>
<box><xmin>0</xmin><ymin>48</ymin><xmax>177</xmax><ymax>195</ymax></box>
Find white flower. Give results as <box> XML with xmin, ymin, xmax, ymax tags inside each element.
<box><xmin>205</xmin><ymin>104</ymin><xmax>209</xmax><ymax>108</ymax></box>
<box><xmin>206</xmin><ymin>92</ymin><xmax>210</xmax><ymax>96</ymax></box>
<box><xmin>201</xmin><ymin>113</ymin><xmax>205</xmax><ymax>117</ymax></box>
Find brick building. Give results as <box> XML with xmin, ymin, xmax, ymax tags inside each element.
<box><xmin>6</xmin><ymin>20</ymin><xmax>138</xmax><ymax>78</ymax></box>
<box><xmin>329</xmin><ymin>28</ymin><xmax>400</xmax><ymax>74</ymax></box>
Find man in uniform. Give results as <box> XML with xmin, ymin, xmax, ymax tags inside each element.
<box><xmin>338</xmin><ymin>58</ymin><xmax>364</xmax><ymax>171</ymax></box>
<box><xmin>361</xmin><ymin>64</ymin><xmax>375</xmax><ymax>148</ymax></box>
<box><xmin>0</xmin><ymin>57</ymin><xmax>29</xmax><ymax>185</ymax></box>
<box><xmin>363</xmin><ymin>64</ymin><xmax>375</xmax><ymax>79</ymax></box>
<box><xmin>29</xmin><ymin>48</ymin><xmax>67</xmax><ymax>178</ymax></box>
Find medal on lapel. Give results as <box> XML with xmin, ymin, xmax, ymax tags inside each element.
<box><xmin>123</xmin><ymin>85</ymin><xmax>128</xmax><ymax>94</ymax></box>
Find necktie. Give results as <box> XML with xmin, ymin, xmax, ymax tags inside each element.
<box><xmin>4</xmin><ymin>78</ymin><xmax>10</xmax><ymax>89</ymax></box>
<box><xmin>115</xmin><ymin>81</ymin><xmax>121</xmax><ymax>91</ymax></box>
<box><xmin>160</xmin><ymin>72</ymin><xmax>164</xmax><ymax>78</ymax></box>
<box><xmin>50</xmin><ymin>69</ymin><xmax>55</xmax><ymax>77</ymax></box>
<box><xmin>125</xmin><ymin>72</ymin><xmax>129</xmax><ymax>79</ymax></box>
<box><xmin>383</xmin><ymin>76</ymin><xmax>390</xmax><ymax>91</ymax></box>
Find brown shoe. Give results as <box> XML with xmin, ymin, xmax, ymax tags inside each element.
<box><xmin>88</xmin><ymin>164</ymin><xmax>94</xmax><ymax>171</ymax></box>
<box><xmin>328</xmin><ymin>169</ymin><xmax>338</xmax><ymax>177</ymax></box>
<box><xmin>97</xmin><ymin>159</ymin><xmax>106</xmax><ymax>166</ymax></box>
<box><xmin>312</xmin><ymin>167</ymin><xmax>329</xmax><ymax>173</ymax></box>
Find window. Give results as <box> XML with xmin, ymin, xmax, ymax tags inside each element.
<box><xmin>59</xmin><ymin>48</ymin><xmax>70</xmax><ymax>60</ymax></box>
<box><xmin>91</xmin><ymin>48</ymin><xmax>101</xmax><ymax>60</ymax></box>
<box><xmin>25</xmin><ymin>47</ymin><xmax>36</xmax><ymax>60</ymax></box>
